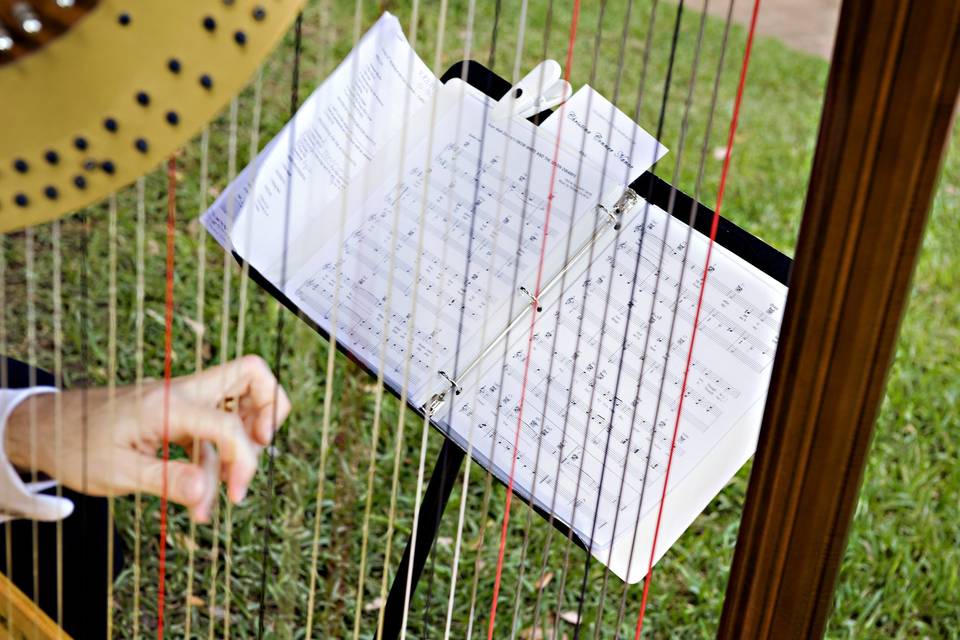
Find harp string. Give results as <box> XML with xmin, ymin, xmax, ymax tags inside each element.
<box><xmin>561</xmin><ymin>0</ymin><xmax>685</xmax><ymax>629</ymax></box>
<box><xmin>349</xmin><ymin>1</ymin><xmax>432</xmax><ymax>632</ymax></box>
<box><xmin>254</xmin><ymin>12</ymin><xmax>303</xmax><ymax>639</ymax></box>
<box><xmin>485</xmin><ymin>2</ymin><xmax>586</xmax><ymax>637</ymax></box>
<box><xmin>511</xmin><ymin>1</ymin><xmax>634</xmax><ymax>635</ymax></box>
<box><xmin>156</xmin><ymin>153</ymin><xmax>179</xmax><ymax>638</ymax></box>
<box><xmin>593</xmin><ymin>0</ymin><xmax>710</xmax><ymax>632</ymax></box>
<box><xmin>514</xmin><ymin>1</ymin><xmax>659</xmax><ymax>634</ymax></box>
<box><xmin>222</xmin><ymin>65</ymin><xmax>265</xmax><ymax>640</ymax></box>
<box><xmin>207</xmin><ymin>94</ymin><xmax>240</xmax><ymax>640</ymax></box>
<box><xmin>541</xmin><ymin>1</ymin><xmax>669</xmax><ymax>632</ymax></box>
<box><xmin>500</xmin><ymin>0</ymin><xmax>644</xmax><ymax>635</ymax></box>
<box><xmin>184</xmin><ymin>125</ymin><xmax>211</xmax><ymax>640</ymax></box>
<box><xmin>301</xmin><ymin>0</ymin><xmax>341</xmax><ymax>636</ymax></box>
<box><xmin>301</xmin><ymin>1</ymin><xmax>366</xmax><ymax>636</ymax></box>
<box><xmin>571</xmin><ymin>0</ymin><xmax>705</xmax><ymax>630</ymax></box>
<box><xmin>132</xmin><ymin>176</ymin><xmax>146</xmax><ymax>639</ymax></box>
<box><xmin>459</xmin><ymin>7</ymin><xmax>555</xmax><ymax>638</ymax></box>
<box><xmin>612</xmin><ymin>0</ymin><xmax>736</xmax><ymax>632</ymax></box>
<box><xmin>373</xmin><ymin>0</ymin><xmax>441</xmax><ymax>632</ymax></box>
<box><xmin>422</xmin><ymin>0</ymin><xmax>503</xmax><ymax>632</ymax></box>
<box><xmin>634</xmin><ymin>1</ymin><xmax>763</xmax><ymax>636</ymax></box>
<box><xmin>24</xmin><ymin>225</ymin><xmax>39</xmax><ymax>605</ymax></box>
<box><xmin>443</xmin><ymin>1</ymin><xmax>543</xmax><ymax>637</ymax></box>
<box><xmin>106</xmin><ymin>192</ymin><xmax>118</xmax><ymax>638</ymax></box>
<box><xmin>594</xmin><ymin>3</ymin><xmax>730</xmax><ymax>635</ymax></box>
<box><xmin>50</xmin><ymin>218</ymin><xmax>65</xmax><ymax>638</ymax></box>
<box><xmin>392</xmin><ymin>1</ymin><xmax>529</xmax><ymax>630</ymax></box>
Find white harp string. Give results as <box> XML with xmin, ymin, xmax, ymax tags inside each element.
<box><xmin>349</xmin><ymin>0</ymin><xmax>427</xmax><ymax>634</ymax></box>
<box><xmin>207</xmin><ymin>95</ymin><xmax>240</xmax><ymax>640</ymax></box>
<box><xmin>24</xmin><ymin>225</ymin><xmax>39</xmax><ymax>605</ymax></box>
<box><xmin>106</xmin><ymin>192</ymin><xmax>118</xmax><ymax>638</ymax></box>
<box><xmin>302</xmin><ymin>1</ymin><xmax>336</xmax><ymax>636</ymax></box>
<box><xmin>184</xmin><ymin>125</ymin><xmax>211</xmax><ymax>640</ymax></box>
<box><xmin>51</xmin><ymin>218</ymin><xmax>65</xmax><ymax>636</ymax></box>
<box><xmin>133</xmin><ymin>176</ymin><xmax>147</xmax><ymax>639</ymax></box>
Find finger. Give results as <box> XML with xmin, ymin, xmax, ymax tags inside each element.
<box><xmin>250</xmin><ymin>383</ymin><xmax>291</xmax><ymax>446</ymax></box>
<box><xmin>190</xmin><ymin>355</ymin><xmax>291</xmax><ymax>446</ymax></box>
<box><xmin>191</xmin><ymin>442</ymin><xmax>219</xmax><ymax>523</ymax></box>
<box><xmin>138</xmin><ymin>457</ymin><xmax>211</xmax><ymax>513</ymax></box>
<box><xmin>186</xmin><ymin>355</ymin><xmax>278</xmax><ymax>410</ymax></box>
<box><xmin>165</xmin><ymin>399</ymin><xmax>257</xmax><ymax>499</ymax></box>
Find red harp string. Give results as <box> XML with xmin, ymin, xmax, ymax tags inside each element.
<box><xmin>486</xmin><ymin>2</ymin><xmax>583</xmax><ymax>637</ymax></box>
<box><xmin>634</xmin><ymin>0</ymin><xmax>762</xmax><ymax>637</ymax></box>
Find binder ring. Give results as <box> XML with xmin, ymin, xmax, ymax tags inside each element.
<box><xmin>519</xmin><ymin>285</ymin><xmax>543</xmax><ymax>312</ymax></box>
<box><xmin>598</xmin><ymin>202</ymin><xmax>620</xmax><ymax>229</ymax></box>
<box><xmin>438</xmin><ymin>370</ymin><xmax>461</xmax><ymax>395</ymax></box>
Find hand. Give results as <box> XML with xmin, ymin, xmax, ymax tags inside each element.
<box><xmin>5</xmin><ymin>355</ymin><xmax>291</xmax><ymax>522</ymax></box>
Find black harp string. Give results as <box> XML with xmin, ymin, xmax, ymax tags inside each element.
<box><xmin>419</xmin><ymin>0</ymin><xmax>520</xmax><ymax>632</ymax></box>
<box><xmin>254</xmin><ymin>11</ymin><xmax>303</xmax><ymax>639</ymax></box>
<box><xmin>533</xmin><ymin>0</ymin><xmax>664</xmax><ymax>634</ymax></box>
<box><xmin>420</xmin><ymin>2</ymin><xmax>504</xmax><ymax>630</ymax></box>
<box><xmin>583</xmin><ymin>2</ymin><xmax>710</xmax><ymax>634</ymax></box>
<box><xmin>558</xmin><ymin>2</ymin><xmax>684</xmax><ymax>632</ymax></box>
<box><xmin>459</xmin><ymin>3</ymin><xmax>554</xmax><ymax>637</ymax></box>
<box><xmin>558</xmin><ymin>0</ymin><xmax>683</xmax><ymax>628</ymax></box>
<box><xmin>503</xmin><ymin>0</ymin><xmax>633</xmax><ymax>636</ymax></box>
<box><xmin>444</xmin><ymin>0</ymin><xmax>541</xmax><ymax>636</ymax></box>
<box><xmin>612</xmin><ymin>1</ymin><xmax>738</xmax><ymax>632</ymax></box>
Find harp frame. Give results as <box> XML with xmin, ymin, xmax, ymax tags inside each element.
<box><xmin>719</xmin><ymin>0</ymin><xmax>960</xmax><ymax>637</ymax></box>
<box><xmin>0</xmin><ymin>0</ymin><xmax>956</xmax><ymax>638</ymax></box>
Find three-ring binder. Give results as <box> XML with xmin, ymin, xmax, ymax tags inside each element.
<box><xmin>423</xmin><ymin>186</ymin><xmax>641</xmax><ymax>417</ymax></box>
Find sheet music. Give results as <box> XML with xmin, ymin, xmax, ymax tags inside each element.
<box><xmin>282</xmin><ymin>82</ymin><xmax>662</xmax><ymax>405</ymax></box>
<box><xmin>540</xmin><ymin>85</ymin><xmax>667</xmax><ymax>189</ymax></box>
<box><xmin>441</xmin><ymin>199</ymin><xmax>787</xmax><ymax>551</ymax></box>
<box><xmin>201</xmin><ymin>12</ymin><xmax>437</xmax><ymax>283</ymax></box>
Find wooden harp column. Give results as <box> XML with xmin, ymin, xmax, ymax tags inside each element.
<box><xmin>719</xmin><ymin>0</ymin><xmax>960</xmax><ymax>637</ymax></box>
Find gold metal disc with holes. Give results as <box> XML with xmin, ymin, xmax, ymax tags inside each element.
<box><xmin>0</xmin><ymin>0</ymin><xmax>305</xmax><ymax>232</ymax></box>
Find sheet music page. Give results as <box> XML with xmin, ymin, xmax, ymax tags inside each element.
<box><xmin>281</xmin><ymin>81</ymin><xmax>665</xmax><ymax>406</ymax></box>
<box><xmin>440</xmin><ymin>198</ymin><xmax>787</xmax><ymax>552</ymax></box>
<box><xmin>540</xmin><ymin>85</ymin><xmax>668</xmax><ymax>189</ymax></box>
<box><xmin>201</xmin><ymin>12</ymin><xmax>437</xmax><ymax>282</ymax></box>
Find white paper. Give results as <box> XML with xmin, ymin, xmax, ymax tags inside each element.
<box><xmin>440</xmin><ymin>197</ymin><xmax>787</xmax><ymax>579</ymax></box>
<box><xmin>201</xmin><ymin>12</ymin><xmax>437</xmax><ymax>284</ymax></box>
<box><xmin>540</xmin><ymin>85</ymin><xmax>668</xmax><ymax>189</ymax></box>
<box><xmin>282</xmin><ymin>81</ymin><xmax>665</xmax><ymax>405</ymax></box>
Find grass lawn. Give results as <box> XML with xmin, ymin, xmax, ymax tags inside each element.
<box><xmin>2</xmin><ymin>0</ymin><xmax>957</xmax><ymax>638</ymax></box>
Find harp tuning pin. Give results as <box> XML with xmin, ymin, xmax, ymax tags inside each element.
<box><xmin>12</xmin><ymin>3</ymin><xmax>42</xmax><ymax>34</ymax></box>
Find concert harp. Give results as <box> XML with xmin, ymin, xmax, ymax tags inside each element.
<box><xmin>0</xmin><ymin>0</ymin><xmax>957</xmax><ymax>638</ymax></box>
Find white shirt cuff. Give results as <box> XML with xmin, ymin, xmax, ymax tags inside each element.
<box><xmin>0</xmin><ymin>387</ymin><xmax>74</xmax><ymax>522</ymax></box>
